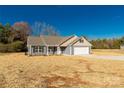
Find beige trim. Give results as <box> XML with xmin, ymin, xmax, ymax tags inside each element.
<box><xmin>71</xmin><ymin>37</ymin><xmax>92</xmax><ymax>46</ymax></box>
<box><xmin>60</xmin><ymin>36</ymin><xmax>78</xmax><ymax>46</ymax></box>
<box><xmin>71</xmin><ymin>38</ymin><xmax>80</xmax><ymax>45</ymax></box>
<box><xmin>59</xmin><ymin>35</ymin><xmax>75</xmax><ymax>46</ymax></box>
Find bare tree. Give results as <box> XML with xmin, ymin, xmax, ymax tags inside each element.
<box><xmin>31</xmin><ymin>21</ymin><xmax>59</xmax><ymax>36</ymax></box>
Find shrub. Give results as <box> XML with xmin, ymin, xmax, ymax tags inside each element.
<box><xmin>9</xmin><ymin>41</ymin><xmax>24</xmax><ymax>52</ymax></box>
<box><xmin>0</xmin><ymin>44</ymin><xmax>7</xmax><ymax>52</ymax></box>
<box><xmin>0</xmin><ymin>41</ymin><xmax>24</xmax><ymax>52</ymax></box>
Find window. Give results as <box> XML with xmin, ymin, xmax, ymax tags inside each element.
<box><xmin>79</xmin><ymin>39</ymin><xmax>84</xmax><ymax>43</ymax></box>
<box><xmin>39</xmin><ymin>46</ymin><xmax>44</xmax><ymax>53</ymax></box>
<box><xmin>61</xmin><ymin>47</ymin><xmax>66</xmax><ymax>54</ymax></box>
<box><xmin>32</xmin><ymin>46</ymin><xmax>35</xmax><ymax>53</ymax></box>
<box><xmin>35</xmin><ymin>46</ymin><xmax>38</xmax><ymax>52</ymax></box>
<box><xmin>32</xmin><ymin>46</ymin><xmax>44</xmax><ymax>53</ymax></box>
<box><xmin>32</xmin><ymin>46</ymin><xmax>38</xmax><ymax>53</ymax></box>
<box><xmin>49</xmin><ymin>47</ymin><xmax>52</xmax><ymax>53</ymax></box>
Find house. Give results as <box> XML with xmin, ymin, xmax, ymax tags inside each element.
<box><xmin>120</xmin><ymin>44</ymin><xmax>124</xmax><ymax>50</ymax></box>
<box><xmin>27</xmin><ymin>35</ymin><xmax>92</xmax><ymax>56</ymax></box>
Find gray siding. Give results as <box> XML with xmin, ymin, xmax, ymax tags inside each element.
<box><xmin>63</xmin><ymin>45</ymin><xmax>72</xmax><ymax>55</ymax></box>
<box><xmin>120</xmin><ymin>45</ymin><xmax>124</xmax><ymax>49</ymax></box>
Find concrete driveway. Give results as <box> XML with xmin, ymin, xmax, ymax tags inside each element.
<box><xmin>81</xmin><ymin>55</ymin><xmax>124</xmax><ymax>61</ymax></box>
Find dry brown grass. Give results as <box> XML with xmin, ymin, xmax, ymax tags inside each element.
<box><xmin>0</xmin><ymin>53</ymin><xmax>124</xmax><ymax>88</ymax></box>
<box><xmin>92</xmin><ymin>49</ymin><xmax>124</xmax><ymax>56</ymax></box>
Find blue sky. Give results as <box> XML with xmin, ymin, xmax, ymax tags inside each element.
<box><xmin>0</xmin><ymin>5</ymin><xmax>124</xmax><ymax>39</ymax></box>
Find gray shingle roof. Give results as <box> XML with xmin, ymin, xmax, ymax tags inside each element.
<box><xmin>27</xmin><ymin>35</ymin><xmax>92</xmax><ymax>46</ymax></box>
<box><xmin>27</xmin><ymin>36</ymin><xmax>46</xmax><ymax>46</ymax></box>
<box><xmin>40</xmin><ymin>35</ymin><xmax>71</xmax><ymax>46</ymax></box>
<box><xmin>27</xmin><ymin>35</ymin><xmax>72</xmax><ymax>46</ymax></box>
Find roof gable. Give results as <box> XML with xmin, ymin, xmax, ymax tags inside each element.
<box><xmin>71</xmin><ymin>37</ymin><xmax>92</xmax><ymax>46</ymax></box>
<box><xmin>60</xmin><ymin>35</ymin><xmax>78</xmax><ymax>46</ymax></box>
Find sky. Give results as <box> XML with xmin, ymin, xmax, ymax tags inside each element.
<box><xmin>0</xmin><ymin>5</ymin><xmax>124</xmax><ymax>39</ymax></box>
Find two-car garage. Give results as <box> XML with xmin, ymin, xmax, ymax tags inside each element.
<box><xmin>73</xmin><ymin>46</ymin><xmax>90</xmax><ymax>55</ymax></box>
<box><xmin>63</xmin><ymin>37</ymin><xmax>92</xmax><ymax>55</ymax></box>
<box><xmin>71</xmin><ymin>37</ymin><xmax>92</xmax><ymax>55</ymax></box>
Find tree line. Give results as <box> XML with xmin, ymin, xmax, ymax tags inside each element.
<box><xmin>0</xmin><ymin>21</ymin><xmax>59</xmax><ymax>52</ymax></box>
<box><xmin>90</xmin><ymin>37</ymin><xmax>124</xmax><ymax>49</ymax></box>
<box><xmin>0</xmin><ymin>21</ymin><xmax>124</xmax><ymax>52</ymax></box>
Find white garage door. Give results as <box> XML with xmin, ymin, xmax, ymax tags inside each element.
<box><xmin>73</xmin><ymin>46</ymin><xmax>89</xmax><ymax>55</ymax></box>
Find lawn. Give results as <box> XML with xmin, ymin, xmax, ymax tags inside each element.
<box><xmin>92</xmin><ymin>49</ymin><xmax>124</xmax><ymax>56</ymax></box>
<box><xmin>0</xmin><ymin>52</ymin><xmax>124</xmax><ymax>88</ymax></box>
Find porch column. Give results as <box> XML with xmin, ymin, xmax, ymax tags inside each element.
<box><xmin>46</xmin><ymin>46</ymin><xmax>48</xmax><ymax>55</ymax></box>
<box><xmin>29</xmin><ymin>45</ymin><xmax>32</xmax><ymax>55</ymax></box>
<box><xmin>38</xmin><ymin>46</ymin><xmax>39</xmax><ymax>55</ymax></box>
<box><xmin>57</xmin><ymin>46</ymin><xmax>61</xmax><ymax>54</ymax></box>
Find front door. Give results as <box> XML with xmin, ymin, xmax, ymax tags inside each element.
<box><xmin>48</xmin><ymin>47</ymin><xmax>57</xmax><ymax>54</ymax></box>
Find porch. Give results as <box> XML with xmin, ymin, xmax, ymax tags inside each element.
<box><xmin>28</xmin><ymin>45</ymin><xmax>62</xmax><ymax>55</ymax></box>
